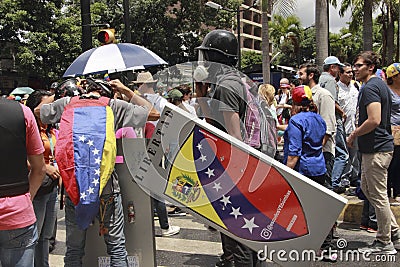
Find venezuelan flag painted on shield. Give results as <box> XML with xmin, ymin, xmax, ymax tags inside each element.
<box><xmin>56</xmin><ymin>97</ymin><xmax>116</xmax><ymax>230</ymax></box>
<box><xmin>165</xmin><ymin>125</ymin><xmax>308</xmax><ymax>241</ymax></box>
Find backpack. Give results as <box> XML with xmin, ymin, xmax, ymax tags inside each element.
<box><xmin>242</xmin><ymin>83</ymin><xmax>278</xmax><ymax>158</ymax></box>
<box><xmin>55</xmin><ymin>96</ymin><xmax>116</xmax><ymax>230</ymax></box>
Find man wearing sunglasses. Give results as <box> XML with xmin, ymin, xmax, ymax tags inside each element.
<box><xmin>347</xmin><ymin>51</ymin><xmax>400</xmax><ymax>255</ymax></box>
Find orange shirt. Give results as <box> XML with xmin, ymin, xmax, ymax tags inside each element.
<box><xmin>39</xmin><ymin>126</ymin><xmax>57</xmax><ymax>165</ymax></box>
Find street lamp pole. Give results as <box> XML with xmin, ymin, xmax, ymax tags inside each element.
<box><xmin>236</xmin><ymin>10</ymin><xmax>241</xmax><ymax>70</ymax></box>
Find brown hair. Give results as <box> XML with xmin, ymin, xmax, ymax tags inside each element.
<box><xmin>354</xmin><ymin>51</ymin><xmax>381</xmax><ymax>73</ymax></box>
<box><xmin>291</xmin><ymin>100</ymin><xmax>318</xmax><ymax>115</ymax></box>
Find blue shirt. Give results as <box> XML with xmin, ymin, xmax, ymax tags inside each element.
<box><xmin>283</xmin><ymin>111</ymin><xmax>327</xmax><ymax>177</ymax></box>
<box><xmin>390</xmin><ymin>89</ymin><xmax>400</xmax><ymax>126</ymax></box>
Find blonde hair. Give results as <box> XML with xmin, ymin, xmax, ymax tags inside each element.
<box><xmin>258</xmin><ymin>84</ymin><xmax>276</xmax><ymax>106</ymax></box>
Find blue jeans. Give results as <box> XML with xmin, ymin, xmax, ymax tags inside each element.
<box><xmin>64</xmin><ymin>193</ymin><xmax>128</xmax><ymax>267</ymax></box>
<box><xmin>331</xmin><ymin>119</ymin><xmax>349</xmax><ymax>188</ymax></box>
<box><xmin>0</xmin><ymin>223</ymin><xmax>38</xmax><ymax>267</ymax></box>
<box><xmin>33</xmin><ymin>186</ymin><xmax>58</xmax><ymax>267</ymax></box>
<box><xmin>342</xmin><ymin>136</ymin><xmax>360</xmax><ymax>185</ymax></box>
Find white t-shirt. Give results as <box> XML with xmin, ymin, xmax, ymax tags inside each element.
<box><xmin>143</xmin><ymin>93</ymin><xmax>168</xmax><ymax>126</ymax></box>
<box><xmin>275</xmin><ymin>93</ymin><xmax>288</xmax><ymax>116</ymax></box>
<box><xmin>337</xmin><ymin>80</ymin><xmax>359</xmax><ymax>135</ymax></box>
<box><xmin>182</xmin><ymin>101</ymin><xmax>197</xmax><ymax>116</ymax></box>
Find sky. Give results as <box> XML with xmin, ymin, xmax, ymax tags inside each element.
<box><xmin>295</xmin><ymin>0</ymin><xmax>352</xmax><ymax>34</ymax></box>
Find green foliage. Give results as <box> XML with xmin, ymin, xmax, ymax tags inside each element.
<box><xmin>0</xmin><ymin>0</ymin><xmax>81</xmax><ymax>84</ymax></box>
<box><xmin>269</xmin><ymin>14</ymin><xmax>301</xmax><ymax>66</ymax></box>
<box><xmin>299</xmin><ymin>26</ymin><xmax>316</xmax><ymax>63</ymax></box>
<box><xmin>128</xmin><ymin>0</ymin><xmax>241</xmax><ymax>65</ymax></box>
<box><xmin>2</xmin><ymin>0</ymin><xmax>397</xmax><ymax>83</ymax></box>
<box><xmin>241</xmin><ymin>50</ymin><xmax>262</xmax><ymax>69</ymax></box>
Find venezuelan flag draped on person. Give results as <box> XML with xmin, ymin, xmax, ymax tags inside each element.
<box><xmin>56</xmin><ymin>97</ymin><xmax>116</xmax><ymax>230</ymax></box>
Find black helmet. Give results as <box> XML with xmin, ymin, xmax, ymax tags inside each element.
<box><xmin>54</xmin><ymin>78</ymin><xmax>84</xmax><ymax>100</ymax></box>
<box><xmin>85</xmin><ymin>78</ymin><xmax>114</xmax><ymax>98</ymax></box>
<box><xmin>196</xmin><ymin>30</ymin><xmax>238</xmax><ymax>65</ymax></box>
<box><xmin>50</xmin><ymin>82</ymin><xmax>59</xmax><ymax>90</ymax></box>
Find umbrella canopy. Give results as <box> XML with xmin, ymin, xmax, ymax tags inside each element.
<box><xmin>63</xmin><ymin>43</ymin><xmax>168</xmax><ymax>77</ymax></box>
<box><xmin>10</xmin><ymin>87</ymin><xmax>34</xmax><ymax>95</ymax></box>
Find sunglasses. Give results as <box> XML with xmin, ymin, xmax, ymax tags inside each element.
<box><xmin>353</xmin><ymin>63</ymin><xmax>368</xmax><ymax>69</ymax></box>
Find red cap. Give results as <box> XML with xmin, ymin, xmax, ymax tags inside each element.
<box><xmin>292</xmin><ymin>85</ymin><xmax>312</xmax><ymax>105</ymax></box>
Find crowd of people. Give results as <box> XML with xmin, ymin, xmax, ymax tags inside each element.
<box><xmin>261</xmin><ymin>54</ymin><xmax>400</xmax><ymax>259</ymax></box>
<box><xmin>1</xmin><ymin>27</ymin><xmax>400</xmax><ymax>267</ymax></box>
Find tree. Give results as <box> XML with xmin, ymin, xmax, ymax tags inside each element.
<box><xmin>315</xmin><ymin>0</ymin><xmax>329</xmax><ymax>67</ymax></box>
<box><xmin>0</xmin><ymin>0</ymin><xmax>81</xmax><ymax>84</ymax></box>
<box><xmin>338</xmin><ymin>0</ymin><xmax>399</xmax><ymax>64</ymax></box>
<box><xmin>127</xmin><ymin>0</ymin><xmax>241</xmax><ymax>66</ymax></box>
<box><xmin>242</xmin><ymin>50</ymin><xmax>262</xmax><ymax>70</ymax></box>
<box><xmin>268</xmin><ymin>14</ymin><xmax>301</xmax><ymax>66</ymax></box>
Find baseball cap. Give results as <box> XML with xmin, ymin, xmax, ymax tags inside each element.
<box><xmin>324</xmin><ymin>56</ymin><xmax>345</xmax><ymax>67</ymax></box>
<box><xmin>386</xmin><ymin>63</ymin><xmax>400</xmax><ymax>78</ymax></box>
<box><xmin>165</xmin><ymin>89</ymin><xmax>183</xmax><ymax>99</ymax></box>
<box><xmin>280</xmin><ymin>83</ymin><xmax>291</xmax><ymax>88</ymax></box>
<box><xmin>292</xmin><ymin>85</ymin><xmax>313</xmax><ymax>105</ymax></box>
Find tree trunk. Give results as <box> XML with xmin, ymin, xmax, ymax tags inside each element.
<box><xmin>382</xmin><ymin>7</ymin><xmax>387</xmax><ymax>65</ymax></box>
<box><xmin>316</xmin><ymin>0</ymin><xmax>329</xmax><ymax>67</ymax></box>
<box><xmin>262</xmin><ymin>0</ymin><xmax>270</xmax><ymax>83</ymax></box>
<box><xmin>363</xmin><ymin>0</ymin><xmax>373</xmax><ymax>51</ymax></box>
<box><xmin>123</xmin><ymin>0</ymin><xmax>131</xmax><ymax>43</ymax></box>
<box><xmin>387</xmin><ymin>3</ymin><xmax>395</xmax><ymax>64</ymax></box>
<box><xmin>398</xmin><ymin>3</ymin><xmax>400</xmax><ymax>61</ymax></box>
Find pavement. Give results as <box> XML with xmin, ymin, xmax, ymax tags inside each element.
<box><xmin>338</xmin><ymin>189</ymin><xmax>400</xmax><ymax>226</ymax></box>
<box><xmin>49</xmin><ymin>192</ymin><xmax>400</xmax><ymax>266</ymax></box>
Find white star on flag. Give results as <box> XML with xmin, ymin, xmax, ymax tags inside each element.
<box><xmin>220</xmin><ymin>195</ymin><xmax>231</xmax><ymax>206</ymax></box>
<box><xmin>87</xmin><ymin>140</ymin><xmax>94</xmax><ymax>147</ymax></box>
<box><xmin>205</xmin><ymin>168</ymin><xmax>215</xmax><ymax>178</ymax></box>
<box><xmin>199</xmin><ymin>154</ymin><xmax>207</xmax><ymax>162</ymax></box>
<box><xmin>230</xmin><ymin>207</ymin><xmax>243</xmax><ymax>219</ymax></box>
<box><xmin>92</xmin><ymin>178</ymin><xmax>99</xmax><ymax>186</ymax></box>
<box><xmin>92</xmin><ymin>148</ymin><xmax>100</xmax><ymax>155</ymax></box>
<box><xmin>79</xmin><ymin>135</ymin><xmax>86</xmax><ymax>142</ymax></box>
<box><xmin>196</xmin><ymin>143</ymin><xmax>203</xmax><ymax>150</ymax></box>
<box><xmin>242</xmin><ymin>217</ymin><xmax>259</xmax><ymax>234</ymax></box>
<box><xmin>95</xmin><ymin>169</ymin><xmax>100</xmax><ymax>176</ymax></box>
<box><xmin>95</xmin><ymin>157</ymin><xmax>101</xmax><ymax>165</ymax></box>
<box><xmin>73</xmin><ymin>90</ymin><xmax>80</xmax><ymax>96</ymax></box>
<box><xmin>87</xmin><ymin>187</ymin><xmax>94</xmax><ymax>194</ymax></box>
<box><xmin>213</xmin><ymin>182</ymin><xmax>222</xmax><ymax>192</ymax></box>
<box><xmin>80</xmin><ymin>191</ymin><xmax>87</xmax><ymax>200</ymax></box>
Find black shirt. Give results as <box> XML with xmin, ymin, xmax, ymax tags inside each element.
<box><xmin>357</xmin><ymin>77</ymin><xmax>393</xmax><ymax>153</ymax></box>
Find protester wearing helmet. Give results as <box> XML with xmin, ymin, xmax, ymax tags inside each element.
<box><xmin>195</xmin><ymin>29</ymin><xmax>258</xmax><ymax>267</ymax></box>
<box><xmin>196</xmin><ymin>29</ymin><xmax>238</xmax><ymax>67</ymax></box>
<box><xmin>54</xmin><ymin>78</ymin><xmax>85</xmax><ymax>100</ymax></box>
